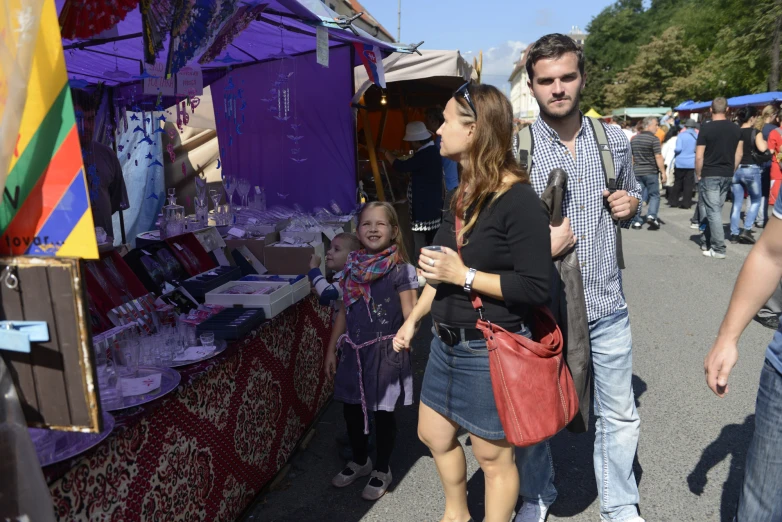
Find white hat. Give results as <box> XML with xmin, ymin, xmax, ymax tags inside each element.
<box><xmin>403</xmin><ymin>121</ymin><xmax>431</xmax><ymax>142</ymax></box>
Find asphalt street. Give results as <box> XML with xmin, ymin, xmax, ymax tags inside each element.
<box><xmin>247</xmin><ymin>201</ymin><xmax>774</xmax><ymax>522</ymax></box>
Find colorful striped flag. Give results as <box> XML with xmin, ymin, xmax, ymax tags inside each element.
<box><xmin>0</xmin><ymin>0</ymin><xmax>98</xmax><ymax>258</ymax></box>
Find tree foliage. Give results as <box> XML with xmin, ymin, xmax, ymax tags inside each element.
<box><xmin>581</xmin><ymin>0</ymin><xmax>782</xmax><ymax>112</ymax></box>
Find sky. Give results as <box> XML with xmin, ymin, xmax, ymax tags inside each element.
<box><xmin>357</xmin><ymin>0</ymin><xmax>617</xmax><ymax>95</ymax></box>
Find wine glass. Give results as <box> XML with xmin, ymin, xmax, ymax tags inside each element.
<box><xmin>223</xmin><ymin>175</ymin><xmax>236</xmax><ymax>211</ymax></box>
<box><xmin>209</xmin><ymin>189</ymin><xmax>221</xmax><ymax>214</ymax></box>
<box><xmin>238</xmin><ymin>179</ymin><xmax>250</xmax><ymax>208</ymax></box>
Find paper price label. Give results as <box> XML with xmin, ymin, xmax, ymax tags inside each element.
<box><xmin>248</xmin><ymin>218</ymin><xmax>258</xmax><ymax>224</ymax></box>
<box><xmin>142</xmin><ymin>249</ymin><xmax>152</xmax><ymax>256</ymax></box>
<box><xmin>173</xmin><ymin>243</ymin><xmax>184</xmax><ymax>251</ymax></box>
<box><xmin>228</xmin><ymin>227</ymin><xmax>246</xmax><ymax>238</ymax></box>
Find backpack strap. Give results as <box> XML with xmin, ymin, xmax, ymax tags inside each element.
<box><xmin>586</xmin><ymin>116</ymin><xmax>625</xmax><ymax>269</ymax></box>
<box><xmin>515</xmin><ymin>125</ymin><xmax>534</xmax><ymax>172</ymax></box>
<box><xmin>587</xmin><ymin>116</ymin><xmax>616</xmax><ymax>188</ymax></box>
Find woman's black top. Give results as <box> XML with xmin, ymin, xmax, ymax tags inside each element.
<box><xmin>393</xmin><ymin>143</ymin><xmax>444</xmax><ymax>224</ymax></box>
<box><xmin>740</xmin><ymin>127</ymin><xmax>761</xmax><ymax>165</ymax></box>
<box><xmin>430</xmin><ymin>183</ymin><xmax>551</xmax><ymax>330</ymax></box>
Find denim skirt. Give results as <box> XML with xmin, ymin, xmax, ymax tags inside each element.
<box><xmin>420</xmin><ymin>325</ymin><xmax>531</xmax><ymax>440</ymax></box>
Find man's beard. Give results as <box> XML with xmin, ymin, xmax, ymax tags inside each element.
<box><xmin>539</xmin><ymin>93</ymin><xmax>581</xmax><ymax>120</ymax></box>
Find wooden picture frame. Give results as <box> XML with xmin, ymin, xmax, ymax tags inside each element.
<box><xmin>0</xmin><ymin>257</ymin><xmax>101</xmax><ymax>433</ymax></box>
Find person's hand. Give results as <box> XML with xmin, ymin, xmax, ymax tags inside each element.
<box><xmin>309</xmin><ymin>254</ymin><xmax>321</xmax><ymax>270</ymax></box>
<box><xmin>602</xmin><ymin>189</ymin><xmax>636</xmax><ymax>220</ymax></box>
<box><xmin>393</xmin><ymin>320</ymin><xmax>416</xmax><ymax>352</ymax></box>
<box><xmin>550</xmin><ymin>217</ymin><xmax>576</xmax><ymax>258</ymax></box>
<box><xmin>324</xmin><ymin>351</ymin><xmax>337</xmax><ymax>378</ymax></box>
<box><xmin>418</xmin><ymin>247</ymin><xmax>467</xmax><ymax>287</ymax></box>
<box><xmin>704</xmin><ymin>337</ymin><xmax>739</xmax><ymax>398</ymax></box>
<box><xmin>661</xmin><ymin>171</ymin><xmax>668</xmax><ymax>184</ymax></box>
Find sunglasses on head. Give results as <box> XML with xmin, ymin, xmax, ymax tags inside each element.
<box><xmin>454</xmin><ymin>81</ymin><xmax>477</xmax><ymax>118</ymax></box>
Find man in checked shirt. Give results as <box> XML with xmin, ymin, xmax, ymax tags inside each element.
<box><xmin>513</xmin><ymin>35</ymin><xmax>644</xmax><ymax>522</ymax></box>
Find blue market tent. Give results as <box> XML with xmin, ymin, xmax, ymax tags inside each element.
<box><xmin>675</xmin><ymin>92</ymin><xmax>782</xmax><ymax>112</ymax></box>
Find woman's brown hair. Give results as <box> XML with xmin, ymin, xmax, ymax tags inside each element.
<box><xmin>357</xmin><ymin>201</ymin><xmax>410</xmax><ymax>263</ymax></box>
<box><xmin>451</xmin><ymin>82</ymin><xmax>529</xmax><ymax>245</ymax></box>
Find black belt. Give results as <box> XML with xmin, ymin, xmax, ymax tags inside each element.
<box><xmin>434</xmin><ymin>322</ymin><xmax>483</xmax><ymax>346</ymax></box>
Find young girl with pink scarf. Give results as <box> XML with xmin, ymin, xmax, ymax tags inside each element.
<box><xmin>325</xmin><ymin>202</ymin><xmax>418</xmax><ymax>500</ymax></box>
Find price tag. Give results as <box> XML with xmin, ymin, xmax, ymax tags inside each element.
<box><xmin>248</xmin><ymin>218</ymin><xmax>258</xmax><ymax>224</ymax></box>
<box><xmin>323</xmin><ymin>227</ymin><xmax>338</xmax><ymax>241</ymax></box>
<box><xmin>255</xmin><ymin>186</ymin><xmax>261</xmax><ymax>195</ymax></box>
<box><xmin>142</xmin><ymin>249</ymin><xmax>152</xmax><ymax>256</ymax></box>
<box><xmin>227</xmin><ymin>227</ymin><xmax>246</xmax><ymax>238</ymax></box>
<box><xmin>282</xmin><ymin>236</ymin><xmax>297</xmax><ymax>244</ymax></box>
<box><xmin>173</xmin><ymin>243</ymin><xmax>184</xmax><ymax>251</ymax></box>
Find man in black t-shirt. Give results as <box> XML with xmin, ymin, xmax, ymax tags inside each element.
<box><xmin>630</xmin><ymin>117</ymin><xmax>666</xmax><ymax>230</ymax></box>
<box><xmin>696</xmin><ymin>97</ymin><xmax>742</xmax><ymax>258</ymax></box>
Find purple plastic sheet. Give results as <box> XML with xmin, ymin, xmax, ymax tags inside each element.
<box><xmin>211</xmin><ymin>46</ymin><xmax>355</xmax><ymax>212</ymax></box>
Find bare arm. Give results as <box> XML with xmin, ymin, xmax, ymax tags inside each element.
<box><xmin>399</xmin><ymin>288</ymin><xmax>418</xmax><ymax>321</ymax></box>
<box><xmin>324</xmin><ymin>303</ymin><xmax>347</xmax><ymax>377</ymax></box>
<box><xmin>695</xmin><ymin>145</ymin><xmax>705</xmax><ymax>180</ymax></box>
<box><xmin>734</xmin><ymin>141</ymin><xmax>743</xmax><ymax>171</ymax></box>
<box><xmin>655</xmin><ymin>153</ymin><xmax>667</xmax><ymax>183</ymax></box>
<box><xmin>756</xmin><ymin>132</ymin><xmax>769</xmax><ymax>152</ymax></box>
<box><xmin>704</xmin><ymin>215</ymin><xmax>782</xmax><ymax>397</ymax></box>
<box><xmin>393</xmin><ymin>284</ymin><xmax>435</xmax><ymax>352</ymax></box>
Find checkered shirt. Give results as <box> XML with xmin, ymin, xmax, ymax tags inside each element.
<box><xmin>527</xmin><ymin>115</ymin><xmax>642</xmax><ymax>322</ymax></box>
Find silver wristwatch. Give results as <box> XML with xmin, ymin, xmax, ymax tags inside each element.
<box><xmin>463</xmin><ymin>268</ymin><xmax>477</xmax><ymax>294</ymax></box>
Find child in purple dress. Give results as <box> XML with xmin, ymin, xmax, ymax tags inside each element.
<box><xmin>326</xmin><ymin>202</ymin><xmax>419</xmax><ymax>500</ymax></box>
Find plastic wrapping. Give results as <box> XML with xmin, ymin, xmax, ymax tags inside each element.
<box><xmin>0</xmin><ymin>357</ymin><xmax>56</xmax><ymax>521</ymax></box>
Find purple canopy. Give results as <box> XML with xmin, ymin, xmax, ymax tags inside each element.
<box><xmin>212</xmin><ymin>46</ymin><xmax>356</xmax><ymax>211</ymax></box>
<box><xmin>57</xmin><ymin>0</ymin><xmax>409</xmax><ymax>86</ymax></box>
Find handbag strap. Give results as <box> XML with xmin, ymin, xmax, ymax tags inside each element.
<box><xmin>454</xmin><ymin>201</ymin><xmax>485</xmax><ymax>317</ymax></box>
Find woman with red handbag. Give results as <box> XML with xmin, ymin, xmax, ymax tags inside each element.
<box><xmin>393</xmin><ymin>82</ymin><xmax>552</xmax><ymax>522</ymax></box>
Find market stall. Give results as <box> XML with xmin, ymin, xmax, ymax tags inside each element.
<box><xmin>7</xmin><ymin>1</ymin><xmax>417</xmax><ymax>520</ymax></box>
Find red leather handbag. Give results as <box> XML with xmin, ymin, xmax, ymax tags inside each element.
<box><xmin>456</xmin><ymin>217</ymin><xmax>579</xmax><ymax>447</ymax></box>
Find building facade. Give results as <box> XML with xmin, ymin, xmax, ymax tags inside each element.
<box><xmin>508</xmin><ymin>47</ymin><xmax>537</xmax><ymax>121</ymax></box>
<box><xmin>321</xmin><ymin>0</ymin><xmax>395</xmax><ymax>42</ymax></box>
<box><xmin>508</xmin><ymin>26</ymin><xmax>587</xmax><ymax>121</ymax></box>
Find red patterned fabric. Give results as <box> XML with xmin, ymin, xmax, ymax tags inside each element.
<box><xmin>46</xmin><ymin>297</ymin><xmax>333</xmax><ymax>522</ymax></box>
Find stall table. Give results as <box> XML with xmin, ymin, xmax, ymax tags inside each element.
<box><xmin>45</xmin><ymin>296</ymin><xmax>334</xmax><ymax>522</ymax></box>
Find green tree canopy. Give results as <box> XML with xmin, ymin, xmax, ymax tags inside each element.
<box><xmin>581</xmin><ymin>0</ymin><xmax>782</xmax><ymax>113</ymax></box>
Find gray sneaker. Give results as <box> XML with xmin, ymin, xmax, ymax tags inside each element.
<box><xmin>332</xmin><ymin>458</ymin><xmax>373</xmax><ymax>488</ymax></box>
<box><xmin>703</xmin><ymin>249</ymin><xmax>726</xmax><ymax>259</ymax></box>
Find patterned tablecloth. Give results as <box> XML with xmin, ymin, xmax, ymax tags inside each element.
<box><xmin>45</xmin><ymin>296</ymin><xmax>334</xmax><ymax>522</ymax></box>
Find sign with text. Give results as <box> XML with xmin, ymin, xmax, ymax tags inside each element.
<box><xmin>143</xmin><ymin>62</ymin><xmax>175</xmax><ymax>96</ymax></box>
<box><xmin>176</xmin><ymin>66</ymin><xmax>204</xmax><ymax>96</ymax></box>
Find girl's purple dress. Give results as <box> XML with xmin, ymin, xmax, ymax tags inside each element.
<box><xmin>334</xmin><ymin>263</ymin><xmax>418</xmax><ymax>412</ymax></box>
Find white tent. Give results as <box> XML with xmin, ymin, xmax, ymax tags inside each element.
<box><xmin>352</xmin><ymin>49</ymin><xmax>476</xmax><ymax>104</ymax></box>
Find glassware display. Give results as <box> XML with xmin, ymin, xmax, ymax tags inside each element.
<box><xmin>114</xmin><ymin>339</ymin><xmax>140</xmax><ymax>378</ymax></box>
<box><xmin>209</xmin><ymin>189</ymin><xmax>221</xmax><ymax>214</ymax></box>
<box><xmin>223</xmin><ymin>175</ymin><xmax>237</xmax><ymax>211</ymax></box>
<box><xmin>161</xmin><ymin>189</ymin><xmax>185</xmax><ymax>239</ymax></box>
<box><xmin>195</xmin><ymin>197</ymin><xmax>208</xmax><ymax>227</ymax></box>
<box><xmin>237</xmin><ymin>178</ymin><xmax>251</xmax><ymax>208</ymax></box>
<box><xmin>199</xmin><ymin>332</ymin><xmax>215</xmax><ymax>347</ymax></box>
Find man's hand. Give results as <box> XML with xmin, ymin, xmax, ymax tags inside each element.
<box><xmin>602</xmin><ymin>189</ymin><xmax>637</xmax><ymax>221</ymax></box>
<box><xmin>550</xmin><ymin>217</ymin><xmax>576</xmax><ymax>258</ymax></box>
<box><xmin>309</xmin><ymin>254</ymin><xmax>322</xmax><ymax>270</ymax></box>
<box><xmin>704</xmin><ymin>337</ymin><xmax>739</xmax><ymax>398</ymax></box>
<box><xmin>661</xmin><ymin>170</ymin><xmax>668</xmax><ymax>185</ymax></box>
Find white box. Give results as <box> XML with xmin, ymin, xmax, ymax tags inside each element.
<box><xmin>205</xmin><ymin>281</ymin><xmax>292</xmax><ymax>319</ymax></box>
<box><xmin>241</xmin><ymin>275</ymin><xmax>309</xmax><ymax>304</ymax></box>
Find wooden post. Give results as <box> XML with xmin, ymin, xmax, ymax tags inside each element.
<box><xmin>377</xmin><ymin>106</ymin><xmax>389</xmax><ymax>149</ymax></box>
<box><xmin>360</xmin><ymin>109</ymin><xmax>386</xmax><ymax>202</ymax></box>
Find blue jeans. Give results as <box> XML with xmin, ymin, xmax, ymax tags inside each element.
<box><xmin>633</xmin><ymin>174</ymin><xmax>660</xmax><ymax>223</ymax></box>
<box><xmin>736</xmin><ymin>359</ymin><xmax>782</xmax><ymax>521</ymax></box>
<box><xmin>731</xmin><ymin>165</ymin><xmax>763</xmax><ymax>235</ymax></box>
<box><xmin>516</xmin><ymin>305</ymin><xmax>641</xmax><ymax>521</ymax></box>
<box><xmin>699</xmin><ymin>177</ymin><xmax>732</xmax><ymax>255</ymax></box>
